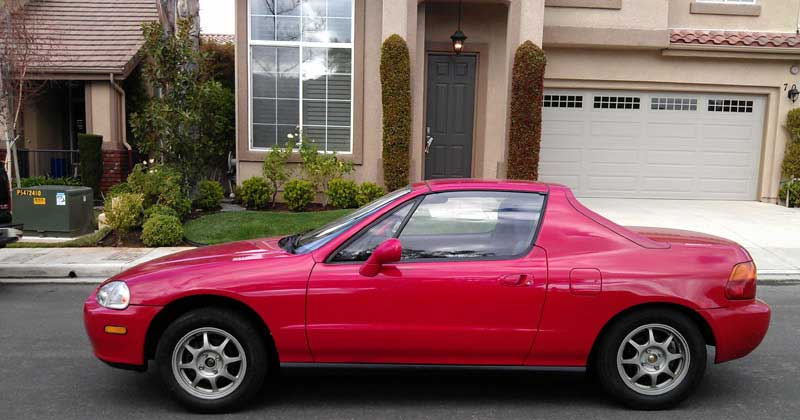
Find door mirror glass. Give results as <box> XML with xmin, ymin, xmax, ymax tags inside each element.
<box><xmin>359</xmin><ymin>238</ymin><xmax>402</xmax><ymax>277</ymax></box>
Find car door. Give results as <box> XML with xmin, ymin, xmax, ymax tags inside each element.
<box><xmin>306</xmin><ymin>190</ymin><xmax>548</xmax><ymax>365</ymax></box>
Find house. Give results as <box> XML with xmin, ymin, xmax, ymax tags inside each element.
<box><xmin>234</xmin><ymin>0</ymin><xmax>799</xmax><ymax>202</ymax></box>
<box><xmin>1</xmin><ymin>0</ymin><xmax>158</xmax><ymax>192</ymax></box>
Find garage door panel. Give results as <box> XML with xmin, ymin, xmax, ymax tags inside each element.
<box><xmin>541</xmin><ymin>90</ymin><xmax>763</xmax><ymax>200</ymax></box>
<box><xmin>646</xmin><ymin>122</ymin><xmax>697</xmax><ymax>139</ymax></box>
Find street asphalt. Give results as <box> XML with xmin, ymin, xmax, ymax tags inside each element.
<box><xmin>0</xmin><ymin>283</ymin><xmax>798</xmax><ymax>420</ymax></box>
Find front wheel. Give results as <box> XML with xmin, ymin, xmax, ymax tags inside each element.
<box><xmin>595</xmin><ymin>309</ymin><xmax>707</xmax><ymax>410</ymax></box>
<box><xmin>155</xmin><ymin>308</ymin><xmax>269</xmax><ymax>413</ymax></box>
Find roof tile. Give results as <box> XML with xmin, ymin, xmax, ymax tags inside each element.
<box><xmin>670</xmin><ymin>29</ymin><xmax>800</xmax><ymax>49</ymax></box>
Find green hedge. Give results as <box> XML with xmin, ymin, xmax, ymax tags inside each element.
<box><xmin>507</xmin><ymin>41</ymin><xmax>546</xmax><ymax>180</ymax></box>
<box><xmin>77</xmin><ymin>133</ymin><xmax>103</xmax><ymax>196</ymax></box>
<box><xmin>380</xmin><ymin>34</ymin><xmax>411</xmax><ymax>191</ymax></box>
<box><xmin>783</xmin><ymin>108</ymin><xmax>800</xmax><ymax>179</ymax></box>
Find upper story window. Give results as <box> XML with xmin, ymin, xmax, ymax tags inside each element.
<box><xmin>249</xmin><ymin>0</ymin><xmax>354</xmax><ymax>153</ymax></box>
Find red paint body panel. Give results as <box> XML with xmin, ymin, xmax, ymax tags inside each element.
<box><xmin>83</xmin><ymin>180</ymin><xmax>770</xmax><ymax>371</ymax></box>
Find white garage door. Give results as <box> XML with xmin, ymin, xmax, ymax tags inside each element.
<box><xmin>539</xmin><ymin>90</ymin><xmax>764</xmax><ymax>200</ymax></box>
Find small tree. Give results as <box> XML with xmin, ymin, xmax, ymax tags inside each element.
<box><xmin>380</xmin><ymin>34</ymin><xmax>411</xmax><ymax>191</ymax></box>
<box><xmin>262</xmin><ymin>139</ymin><xmax>295</xmax><ymax>207</ymax></box>
<box><xmin>782</xmin><ymin>108</ymin><xmax>800</xmax><ymax>180</ymax></box>
<box><xmin>507</xmin><ymin>41</ymin><xmax>546</xmax><ymax>180</ymax></box>
<box><xmin>299</xmin><ymin>141</ymin><xmax>353</xmax><ymax>207</ymax></box>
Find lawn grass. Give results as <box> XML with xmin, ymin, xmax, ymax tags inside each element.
<box><xmin>183</xmin><ymin>209</ymin><xmax>351</xmax><ymax>245</ymax></box>
<box><xmin>8</xmin><ymin>228</ymin><xmax>111</xmax><ymax>248</ymax></box>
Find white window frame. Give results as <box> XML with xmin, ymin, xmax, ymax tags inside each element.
<box><xmin>248</xmin><ymin>0</ymin><xmax>355</xmax><ymax>154</ymax></box>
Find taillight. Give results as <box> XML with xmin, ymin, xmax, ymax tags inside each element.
<box><xmin>726</xmin><ymin>261</ymin><xmax>757</xmax><ymax>300</ymax></box>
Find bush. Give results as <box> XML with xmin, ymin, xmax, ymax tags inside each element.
<box><xmin>195</xmin><ymin>179</ymin><xmax>224</xmax><ymax>211</ymax></box>
<box><xmin>298</xmin><ymin>140</ymin><xmax>353</xmax><ymax>206</ymax></box>
<box><xmin>262</xmin><ymin>139</ymin><xmax>295</xmax><ymax>207</ymax></box>
<box><xmin>107</xmin><ymin>182</ymin><xmax>132</xmax><ymax>198</ymax></box>
<box><xmin>126</xmin><ymin>163</ymin><xmax>190</xmax><ymax>219</ymax></box>
<box><xmin>779</xmin><ymin>180</ymin><xmax>800</xmax><ymax>207</ymax></box>
<box><xmin>144</xmin><ymin>204</ymin><xmax>179</xmax><ymax>221</ymax></box>
<box><xmin>141</xmin><ymin>214</ymin><xmax>184</xmax><ymax>247</ymax></box>
<box><xmin>283</xmin><ymin>179</ymin><xmax>315</xmax><ymax>212</ymax></box>
<box><xmin>20</xmin><ymin>176</ymin><xmax>82</xmax><ymax>188</ymax></box>
<box><xmin>328</xmin><ymin>178</ymin><xmax>358</xmax><ymax>209</ymax></box>
<box><xmin>507</xmin><ymin>41</ymin><xmax>546</xmax><ymax>180</ymax></box>
<box><xmin>783</xmin><ymin>108</ymin><xmax>800</xmax><ymax>179</ymax></box>
<box><xmin>356</xmin><ymin>182</ymin><xmax>386</xmax><ymax>207</ymax></box>
<box><xmin>77</xmin><ymin>133</ymin><xmax>103</xmax><ymax>196</ymax></box>
<box><xmin>380</xmin><ymin>34</ymin><xmax>411</xmax><ymax>191</ymax></box>
<box><xmin>104</xmin><ymin>193</ymin><xmax>144</xmax><ymax>240</ymax></box>
<box><xmin>238</xmin><ymin>177</ymin><xmax>273</xmax><ymax>210</ymax></box>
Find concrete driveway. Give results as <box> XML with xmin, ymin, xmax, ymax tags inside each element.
<box><xmin>580</xmin><ymin>198</ymin><xmax>800</xmax><ymax>280</ymax></box>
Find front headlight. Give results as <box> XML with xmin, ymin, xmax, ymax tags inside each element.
<box><xmin>96</xmin><ymin>281</ymin><xmax>130</xmax><ymax>310</ymax></box>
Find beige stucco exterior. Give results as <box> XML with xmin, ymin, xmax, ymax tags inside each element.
<box><xmin>235</xmin><ymin>0</ymin><xmax>800</xmax><ymax>202</ymax></box>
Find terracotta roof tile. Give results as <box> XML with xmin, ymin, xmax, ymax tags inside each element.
<box><xmin>201</xmin><ymin>33</ymin><xmax>235</xmax><ymax>44</ymax></box>
<box><xmin>670</xmin><ymin>29</ymin><xmax>800</xmax><ymax>49</ymax></box>
<box><xmin>22</xmin><ymin>0</ymin><xmax>159</xmax><ymax>77</ymax></box>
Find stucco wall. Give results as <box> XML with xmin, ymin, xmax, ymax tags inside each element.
<box><xmin>669</xmin><ymin>0</ymin><xmax>800</xmax><ymax>32</ymax></box>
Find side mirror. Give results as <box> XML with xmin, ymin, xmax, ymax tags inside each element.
<box><xmin>359</xmin><ymin>238</ymin><xmax>402</xmax><ymax>277</ymax></box>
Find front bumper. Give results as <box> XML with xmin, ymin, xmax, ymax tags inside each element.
<box><xmin>699</xmin><ymin>299</ymin><xmax>771</xmax><ymax>363</ymax></box>
<box><xmin>83</xmin><ymin>295</ymin><xmax>162</xmax><ymax>368</ymax></box>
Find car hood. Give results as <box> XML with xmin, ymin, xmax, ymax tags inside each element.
<box><xmin>626</xmin><ymin>226</ymin><xmax>738</xmax><ymax>247</ymax></box>
<box><xmin>114</xmin><ymin>237</ymin><xmax>292</xmax><ymax>280</ymax></box>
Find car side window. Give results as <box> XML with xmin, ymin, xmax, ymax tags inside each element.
<box><xmin>331</xmin><ymin>201</ymin><xmax>415</xmax><ymax>262</ymax></box>
<box><xmin>397</xmin><ymin>191</ymin><xmax>544</xmax><ymax>260</ymax></box>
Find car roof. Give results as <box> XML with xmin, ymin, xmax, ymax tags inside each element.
<box><xmin>412</xmin><ymin>178</ymin><xmax>555</xmax><ymax>194</ymax></box>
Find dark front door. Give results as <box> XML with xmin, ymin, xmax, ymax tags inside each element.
<box><xmin>425</xmin><ymin>53</ymin><xmax>476</xmax><ymax>179</ymax></box>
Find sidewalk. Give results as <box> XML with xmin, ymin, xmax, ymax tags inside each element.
<box><xmin>0</xmin><ymin>247</ymin><xmax>192</xmax><ymax>280</ymax></box>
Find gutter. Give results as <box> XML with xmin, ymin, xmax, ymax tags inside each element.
<box><xmin>109</xmin><ymin>73</ymin><xmax>133</xmax><ymax>170</ymax></box>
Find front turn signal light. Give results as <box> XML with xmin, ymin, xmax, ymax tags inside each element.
<box><xmin>725</xmin><ymin>261</ymin><xmax>757</xmax><ymax>300</ymax></box>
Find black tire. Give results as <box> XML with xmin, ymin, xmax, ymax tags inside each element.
<box><xmin>155</xmin><ymin>307</ymin><xmax>269</xmax><ymax>413</ymax></box>
<box><xmin>594</xmin><ymin>309</ymin><xmax>707</xmax><ymax>410</ymax></box>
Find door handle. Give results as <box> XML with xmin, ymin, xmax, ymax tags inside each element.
<box><xmin>499</xmin><ymin>274</ymin><xmax>532</xmax><ymax>287</ymax></box>
<box><xmin>425</xmin><ymin>127</ymin><xmax>434</xmax><ymax>154</ymax></box>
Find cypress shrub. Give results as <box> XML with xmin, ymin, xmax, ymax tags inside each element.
<box><xmin>380</xmin><ymin>34</ymin><xmax>411</xmax><ymax>191</ymax></box>
<box><xmin>783</xmin><ymin>108</ymin><xmax>800</xmax><ymax>179</ymax></box>
<box><xmin>77</xmin><ymin>133</ymin><xmax>103</xmax><ymax>195</ymax></box>
<box><xmin>507</xmin><ymin>41</ymin><xmax>546</xmax><ymax>180</ymax></box>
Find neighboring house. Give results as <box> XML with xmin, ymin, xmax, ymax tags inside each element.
<box><xmin>1</xmin><ymin>0</ymin><xmax>158</xmax><ymax>192</ymax></box>
<box><xmin>234</xmin><ymin>0</ymin><xmax>800</xmax><ymax>203</ymax></box>
<box><xmin>202</xmin><ymin>33</ymin><xmax>236</xmax><ymax>44</ymax></box>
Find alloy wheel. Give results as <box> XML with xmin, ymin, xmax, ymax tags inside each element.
<box><xmin>171</xmin><ymin>327</ymin><xmax>247</xmax><ymax>400</ymax></box>
<box><xmin>616</xmin><ymin>323</ymin><xmax>690</xmax><ymax>396</ymax></box>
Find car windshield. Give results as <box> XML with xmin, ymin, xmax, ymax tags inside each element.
<box><xmin>283</xmin><ymin>187</ymin><xmax>412</xmax><ymax>254</ymax></box>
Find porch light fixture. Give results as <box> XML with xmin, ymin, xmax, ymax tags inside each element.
<box><xmin>789</xmin><ymin>85</ymin><xmax>800</xmax><ymax>103</ymax></box>
<box><xmin>451</xmin><ymin>0</ymin><xmax>467</xmax><ymax>55</ymax></box>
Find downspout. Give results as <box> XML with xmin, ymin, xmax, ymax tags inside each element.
<box><xmin>109</xmin><ymin>73</ymin><xmax>132</xmax><ymax>170</ymax></box>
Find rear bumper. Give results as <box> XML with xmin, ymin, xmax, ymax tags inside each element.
<box><xmin>699</xmin><ymin>299</ymin><xmax>771</xmax><ymax>363</ymax></box>
<box><xmin>83</xmin><ymin>295</ymin><xmax>162</xmax><ymax>368</ymax></box>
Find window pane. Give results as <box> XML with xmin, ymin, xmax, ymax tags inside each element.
<box><xmin>252</xmin><ymin>98</ymin><xmax>276</xmax><ymax>124</ymax></box>
<box><xmin>327</xmin><ymin>18</ymin><xmax>351</xmax><ymax>43</ymax></box>
<box><xmin>252</xmin><ymin>46</ymin><xmax>277</xmax><ymax>74</ymax></box>
<box><xmin>277</xmin><ymin>73</ymin><xmax>299</xmax><ymax>98</ymax></box>
<box><xmin>276</xmin><ymin>0</ymin><xmax>301</xmax><ymax>15</ymax></box>
<box><xmin>328</xmin><ymin>48</ymin><xmax>351</xmax><ymax>73</ymax></box>
<box><xmin>251</xmin><ymin>16</ymin><xmax>275</xmax><ymax>40</ymax></box>
<box><xmin>303</xmin><ymin>100</ymin><xmax>326</xmax><ymax>125</ymax></box>
<box><xmin>251</xmin><ymin>0</ymin><xmax>275</xmax><ymax>15</ymax></box>
<box><xmin>327</xmin><ymin>127</ymin><xmax>350</xmax><ymax>152</ymax></box>
<box><xmin>303</xmin><ymin>0</ymin><xmax>326</xmax><ymax>16</ymax></box>
<box><xmin>303</xmin><ymin>76</ymin><xmax>326</xmax><ymax>99</ymax></box>
<box><xmin>398</xmin><ymin>192</ymin><xmax>544</xmax><ymax>260</ymax></box>
<box><xmin>301</xmin><ymin>126</ymin><xmax>326</xmax><ymax>148</ymax></box>
<box><xmin>332</xmin><ymin>201</ymin><xmax>414</xmax><ymax>262</ymax></box>
<box><xmin>328</xmin><ymin>0</ymin><xmax>352</xmax><ymax>17</ymax></box>
<box><xmin>277</xmin><ymin>99</ymin><xmax>299</xmax><ymax>125</ymax></box>
<box><xmin>253</xmin><ymin>124</ymin><xmax>277</xmax><ymax>148</ymax></box>
<box><xmin>303</xmin><ymin>16</ymin><xmax>327</xmax><ymax>42</ymax></box>
<box><xmin>252</xmin><ymin>73</ymin><xmax>276</xmax><ymax>98</ymax></box>
<box><xmin>277</xmin><ymin>47</ymin><xmax>299</xmax><ymax>72</ymax></box>
<box><xmin>276</xmin><ymin>16</ymin><xmax>300</xmax><ymax>40</ymax></box>
<box><xmin>276</xmin><ymin>125</ymin><xmax>296</xmax><ymax>147</ymax></box>
<box><xmin>303</xmin><ymin>47</ymin><xmax>327</xmax><ymax>78</ymax></box>
<box><xmin>327</xmin><ymin>74</ymin><xmax>350</xmax><ymax>100</ymax></box>
<box><xmin>327</xmin><ymin>101</ymin><xmax>350</xmax><ymax>126</ymax></box>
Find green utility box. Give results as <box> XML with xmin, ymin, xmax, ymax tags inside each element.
<box><xmin>12</xmin><ymin>186</ymin><xmax>94</xmax><ymax>237</ymax></box>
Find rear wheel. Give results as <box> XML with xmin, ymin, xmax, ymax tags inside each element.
<box><xmin>156</xmin><ymin>308</ymin><xmax>269</xmax><ymax>413</ymax></box>
<box><xmin>595</xmin><ymin>309</ymin><xmax>706</xmax><ymax>410</ymax></box>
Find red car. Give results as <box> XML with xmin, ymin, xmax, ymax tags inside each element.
<box><xmin>84</xmin><ymin>180</ymin><xmax>770</xmax><ymax>412</ymax></box>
